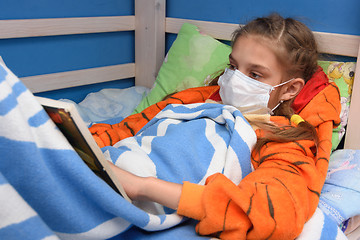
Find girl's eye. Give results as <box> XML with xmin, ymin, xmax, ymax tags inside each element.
<box><xmin>228</xmin><ymin>63</ymin><xmax>236</xmax><ymax>70</ymax></box>
<box><xmin>249</xmin><ymin>72</ymin><xmax>261</xmax><ymax>79</ymax></box>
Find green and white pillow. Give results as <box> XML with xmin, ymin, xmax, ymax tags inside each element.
<box><xmin>133</xmin><ymin>23</ymin><xmax>231</xmax><ymax>113</ymax></box>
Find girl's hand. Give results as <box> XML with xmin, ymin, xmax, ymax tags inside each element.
<box><xmin>108</xmin><ymin>161</ymin><xmax>182</xmax><ymax>210</ymax></box>
<box><xmin>108</xmin><ymin>161</ymin><xmax>144</xmax><ymax>200</ymax></box>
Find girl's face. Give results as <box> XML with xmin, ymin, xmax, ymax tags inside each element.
<box><xmin>229</xmin><ymin>35</ymin><xmax>288</xmax><ymax>109</ymax></box>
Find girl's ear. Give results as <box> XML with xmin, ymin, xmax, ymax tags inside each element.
<box><xmin>280</xmin><ymin>78</ymin><xmax>305</xmax><ymax>101</ymax></box>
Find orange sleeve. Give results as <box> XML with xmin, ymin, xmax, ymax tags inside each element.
<box><xmin>89</xmin><ymin>86</ymin><xmax>219</xmax><ymax>147</ymax></box>
<box><xmin>177</xmin><ymin>82</ymin><xmax>340</xmax><ymax>240</ymax></box>
<box><xmin>177</xmin><ymin>139</ymin><xmax>324</xmax><ymax>240</ymax></box>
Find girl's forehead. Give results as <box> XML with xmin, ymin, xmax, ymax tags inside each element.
<box><xmin>232</xmin><ymin>35</ymin><xmax>275</xmax><ymax>54</ymax></box>
<box><xmin>231</xmin><ymin>36</ymin><xmax>282</xmax><ymax>69</ymax></box>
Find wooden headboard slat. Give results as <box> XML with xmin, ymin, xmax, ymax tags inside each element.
<box><xmin>314</xmin><ymin>31</ymin><xmax>360</xmax><ymax>57</ymax></box>
<box><xmin>21</xmin><ymin>63</ymin><xmax>135</xmax><ymax>93</ymax></box>
<box><xmin>344</xmin><ymin>46</ymin><xmax>360</xmax><ymax>149</ymax></box>
<box><xmin>0</xmin><ymin>16</ymin><xmax>135</xmax><ymax>39</ymax></box>
<box><xmin>166</xmin><ymin>17</ymin><xmax>239</xmax><ymax>41</ymax></box>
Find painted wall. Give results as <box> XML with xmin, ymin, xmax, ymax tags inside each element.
<box><xmin>167</xmin><ymin>0</ymin><xmax>360</xmax><ymax>35</ymax></box>
<box><xmin>1</xmin><ymin>0</ymin><xmax>135</xmax><ymax>102</ymax></box>
<box><xmin>1</xmin><ymin>0</ymin><xmax>359</xmax><ymax>102</ymax></box>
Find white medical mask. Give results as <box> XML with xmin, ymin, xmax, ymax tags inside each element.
<box><xmin>218</xmin><ymin>68</ymin><xmax>293</xmax><ymax>114</ymax></box>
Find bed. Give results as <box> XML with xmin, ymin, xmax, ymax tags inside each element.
<box><xmin>0</xmin><ymin>0</ymin><xmax>359</xmax><ymax>239</ymax></box>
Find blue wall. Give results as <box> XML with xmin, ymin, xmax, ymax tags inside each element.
<box><xmin>167</xmin><ymin>0</ymin><xmax>360</xmax><ymax>35</ymax></box>
<box><xmin>1</xmin><ymin>0</ymin><xmax>135</xmax><ymax>102</ymax></box>
<box><xmin>1</xmin><ymin>0</ymin><xmax>359</xmax><ymax>102</ymax></box>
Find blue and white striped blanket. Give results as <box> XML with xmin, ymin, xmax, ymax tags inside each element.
<box><xmin>0</xmin><ymin>62</ymin><xmax>256</xmax><ymax>239</ymax></box>
<box><xmin>102</xmin><ymin>102</ymin><xmax>257</xmax><ymax>217</ymax></box>
<box><xmin>0</xmin><ymin>62</ymin><xmax>357</xmax><ymax>240</ymax></box>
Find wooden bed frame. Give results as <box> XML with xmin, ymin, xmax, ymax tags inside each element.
<box><xmin>0</xmin><ymin>0</ymin><xmax>359</xmax><ymax>152</ymax></box>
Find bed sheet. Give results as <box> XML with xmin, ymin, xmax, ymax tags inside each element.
<box><xmin>60</xmin><ymin>86</ymin><xmax>149</xmax><ymax>126</ymax></box>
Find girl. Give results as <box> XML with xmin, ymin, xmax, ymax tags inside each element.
<box><xmin>90</xmin><ymin>14</ymin><xmax>341</xmax><ymax>239</ymax></box>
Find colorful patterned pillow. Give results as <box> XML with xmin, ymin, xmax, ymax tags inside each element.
<box><xmin>318</xmin><ymin>61</ymin><xmax>356</xmax><ymax>151</ymax></box>
<box><xmin>133</xmin><ymin>23</ymin><xmax>231</xmax><ymax>113</ymax></box>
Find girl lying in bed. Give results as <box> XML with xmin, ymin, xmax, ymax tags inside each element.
<box><xmin>90</xmin><ymin>14</ymin><xmax>341</xmax><ymax>239</ymax></box>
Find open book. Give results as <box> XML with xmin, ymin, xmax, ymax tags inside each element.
<box><xmin>36</xmin><ymin>96</ymin><xmax>131</xmax><ymax>202</ymax></box>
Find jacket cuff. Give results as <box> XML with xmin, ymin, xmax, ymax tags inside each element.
<box><xmin>177</xmin><ymin>181</ymin><xmax>205</xmax><ymax>220</ymax></box>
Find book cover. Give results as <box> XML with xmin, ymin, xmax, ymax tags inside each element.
<box><xmin>36</xmin><ymin>96</ymin><xmax>131</xmax><ymax>202</ymax></box>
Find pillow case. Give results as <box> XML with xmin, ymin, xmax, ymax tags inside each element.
<box><xmin>318</xmin><ymin>61</ymin><xmax>356</xmax><ymax>151</ymax></box>
<box><xmin>133</xmin><ymin>23</ymin><xmax>232</xmax><ymax>113</ymax></box>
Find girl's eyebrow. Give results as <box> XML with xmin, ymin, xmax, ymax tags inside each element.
<box><xmin>229</xmin><ymin>54</ymin><xmax>271</xmax><ymax>74</ymax></box>
<box><xmin>251</xmin><ymin>64</ymin><xmax>271</xmax><ymax>74</ymax></box>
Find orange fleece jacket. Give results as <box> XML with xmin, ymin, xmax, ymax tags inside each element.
<box><xmin>90</xmin><ymin>83</ymin><xmax>340</xmax><ymax>239</ymax></box>
<box><xmin>177</xmin><ymin>82</ymin><xmax>341</xmax><ymax>239</ymax></box>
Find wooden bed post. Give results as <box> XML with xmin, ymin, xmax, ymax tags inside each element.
<box><xmin>344</xmin><ymin>46</ymin><xmax>360</xmax><ymax>149</ymax></box>
<box><xmin>135</xmin><ymin>0</ymin><xmax>166</xmax><ymax>88</ymax></box>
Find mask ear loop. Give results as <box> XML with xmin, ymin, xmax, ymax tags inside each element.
<box><xmin>273</xmin><ymin>78</ymin><xmax>295</xmax><ymax>88</ymax></box>
<box><xmin>270</xmin><ymin>100</ymin><xmax>284</xmax><ymax>115</ymax></box>
<box><xmin>268</xmin><ymin>78</ymin><xmax>295</xmax><ymax>115</ymax></box>
<box><xmin>268</xmin><ymin>78</ymin><xmax>295</xmax><ymax>94</ymax></box>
